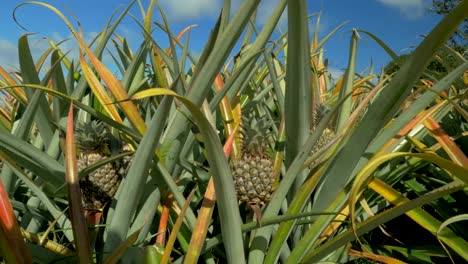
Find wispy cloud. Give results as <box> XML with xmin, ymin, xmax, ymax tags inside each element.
<box><xmin>229</xmin><ymin>0</ymin><xmax>288</xmax><ymax>31</ymax></box>
<box><xmin>159</xmin><ymin>0</ymin><xmax>222</xmax><ymax>21</ymax></box>
<box><xmin>377</xmin><ymin>0</ymin><xmax>430</xmax><ymax>19</ymax></box>
<box><xmin>255</xmin><ymin>0</ymin><xmax>287</xmax><ymax>30</ymax></box>
<box><xmin>0</xmin><ymin>31</ymin><xmax>103</xmax><ymax>71</ymax></box>
<box><xmin>159</xmin><ymin>0</ymin><xmax>288</xmax><ymax>30</ymax></box>
<box><xmin>0</xmin><ymin>36</ymin><xmax>53</xmax><ymax>70</ymax></box>
<box><xmin>327</xmin><ymin>66</ymin><xmax>344</xmax><ymax>82</ymax></box>
<box><xmin>0</xmin><ymin>39</ymin><xmax>18</xmax><ymax>69</ymax></box>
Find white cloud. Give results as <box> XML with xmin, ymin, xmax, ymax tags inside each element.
<box><xmin>159</xmin><ymin>0</ymin><xmax>288</xmax><ymax>29</ymax></box>
<box><xmin>0</xmin><ymin>39</ymin><xmax>18</xmax><ymax>70</ymax></box>
<box><xmin>159</xmin><ymin>0</ymin><xmax>222</xmax><ymax>21</ymax></box>
<box><xmin>377</xmin><ymin>0</ymin><xmax>430</xmax><ymax>19</ymax></box>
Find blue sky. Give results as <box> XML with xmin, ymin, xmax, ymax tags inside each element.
<box><xmin>0</xmin><ymin>0</ymin><xmax>443</xmax><ymax>77</ymax></box>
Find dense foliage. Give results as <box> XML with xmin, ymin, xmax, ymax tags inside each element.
<box><xmin>0</xmin><ymin>1</ymin><xmax>467</xmax><ymax>263</ymax></box>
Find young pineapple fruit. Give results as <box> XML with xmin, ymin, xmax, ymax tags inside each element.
<box><xmin>310</xmin><ymin>128</ymin><xmax>335</xmax><ymax>154</ymax></box>
<box><xmin>309</xmin><ymin>104</ymin><xmax>336</xmax><ymax>167</ymax></box>
<box><xmin>75</xmin><ymin>121</ymin><xmax>131</xmax><ymax>210</ymax></box>
<box><xmin>231</xmin><ymin>118</ymin><xmax>274</xmax><ymax>204</ymax></box>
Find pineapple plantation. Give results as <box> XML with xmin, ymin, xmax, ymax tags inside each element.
<box><xmin>0</xmin><ymin>0</ymin><xmax>468</xmax><ymax>263</ymax></box>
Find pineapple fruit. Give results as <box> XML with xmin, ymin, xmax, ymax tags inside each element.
<box><xmin>309</xmin><ymin>104</ymin><xmax>336</xmax><ymax>167</ymax></box>
<box><xmin>75</xmin><ymin>121</ymin><xmax>132</xmax><ymax>210</ymax></box>
<box><xmin>310</xmin><ymin>128</ymin><xmax>335</xmax><ymax>154</ymax></box>
<box><xmin>231</xmin><ymin>118</ymin><xmax>274</xmax><ymax>204</ymax></box>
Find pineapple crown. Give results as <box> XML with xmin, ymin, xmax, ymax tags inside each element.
<box><xmin>240</xmin><ymin>116</ymin><xmax>272</xmax><ymax>155</ymax></box>
<box><xmin>75</xmin><ymin>120</ymin><xmax>111</xmax><ymax>154</ymax></box>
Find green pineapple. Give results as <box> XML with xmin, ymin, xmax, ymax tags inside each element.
<box><xmin>75</xmin><ymin>121</ymin><xmax>131</xmax><ymax>210</ymax></box>
<box><xmin>231</xmin><ymin>118</ymin><xmax>274</xmax><ymax>204</ymax></box>
<box><xmin>309</xmin><ymin>104</ymin><xmax>336</xmax><ymax>167</ymax></box>
<box><xmin>311</xmin><ymin>128</ymin><xmax>335</xmax><ymax>154</ymax></box>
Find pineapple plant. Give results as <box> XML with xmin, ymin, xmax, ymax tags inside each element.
<box><xmin>231</xmin><ymin>117</ymin><xmax>275</xmax><ymax>204</ymax></box>
<box><xmin>0</xmin><ymin>1</ymin><xmax>465</xmax><ymax>262</ymax></box>
<box><xmin>75</xmin><ymin>120</ymin><xmax>132</xmax><ymax>210</ymax></box>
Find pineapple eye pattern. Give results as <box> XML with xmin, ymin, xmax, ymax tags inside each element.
<box><xmin>75</xmin><ymin>121</ymin><xmax>133</xmax><ymax>210</ymax></box>
<box><xmin>231</xmin><ymin>117</ymin><xmax>275</xmax><ymax>204</ymax></box>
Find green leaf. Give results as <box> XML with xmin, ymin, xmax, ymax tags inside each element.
<box><xmin>301</xmin><ymin>180</ymin><xmax>465</xmax><ymax>263</ymax></box>
<box><xmin>18</xmin><ymin>35</ymin><xmax>55</xmax><ymax>146</ymax></box>
<box><xmin>104</xmin><ymin>229</ymin><xmax>141</xmax><ymax>264</ymax></box>
<box><xmin>0</xmin><ymin>178</ymin><xmax>32</xmax><ymax>263</ymax></box>
<box><xmin>131</xmin><ymin>88</ymin><xmax>246</xmax><ymax>263</ymax></box>
<box><xmin>311</xmin><ymin>0</ymin><xmax>468</xmax><ymax>214</ymax></box>
<box><xmin>162</xmin><ymin>0</ymin><xmax>263</xmax><ymax>177</ymax></box>
<box><xmin>437</xmin><ymin>214</ymin><xmax>468</xmax><ymax>261</ymax></box>
<box><xmin>0</xmin><ymin>131</ymin><xmax>65</xmax><ymax>189</ymax></box>
<box><xmin>284</xmin><ymin>0</ymin><xmax>312</xmax><ymax>187</ymax></box>
<box><xmin>336</xmin><ymin>29</ymin><xmax>359</xmax><ymax>131</ymax></box>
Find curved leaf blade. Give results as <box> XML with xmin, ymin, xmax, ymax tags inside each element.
<box><xmin>65</xmin><ymin>103</ymin><xmax>92</xmax><ymax>263</ymax></box>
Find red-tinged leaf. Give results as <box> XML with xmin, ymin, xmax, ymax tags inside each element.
<box><xmin>184</xmin><ymin>126</ymin><xmax>238</xmax><ymax>263</ymax></box>
<box><xmin>83</xmin><ymin>48</ymin><xmax>146</xmax><ymax>135</ymax></box>
<box><xmin>131</xmin><ymin>88</ymin><xmax>246</xmax><ymax>261</ymax></box>
<box><xmin>156</xmin><ymin>194</ymin><xmax>173</xmax><ymax>246</ymax></box>
<box><xmin>349</xmin><ymin>248</ymin><xmax>406</xmax><ymax>264</ymax></box>
<box><xmin>0</xmin><ymin>66</ymin><xmax>28</xmax><ymax>104</ymax></box>
<box><xmin>214</xmin><ymin>74</ymin><xmax>241</xmax><ymax>159</ymax></box>
<box><xmin>250</xmin><ymin>203</ymin><xmax>263</xmax><ymax>226</ymax></box>
<box><xmin>165</xmin><ymin>25</ymin><xmax>198</xmax><ymax>55</ymax></box>
<box><xmin>65</xmin><ymin>103</ymin><xmax>92</xmax><ymax>263</ymax></box>
<box><xmin>31</xmin><ymin>5</ymin><xmax>147</xmax><ymax>135</ymax></box>
<box><xmin>424</xmin><ymin>117</ymin><xmax>468</xmax><ymax>167</ymax></box>
<box><xmin>79</xmin><ymin>52</ymin><xmax>123</xmax><ymax>123</ymax></box>
<box><xmin>185</xmin><ymin>178</ymin><xmax>216</xmax><ymax>264</ymax></box>
<box><xmin>378</xmin><ymin>100</ymin><xmax>445</xmax><ymax>155</ymax></box>
<box><xmin>161</xmin><ymin>189</ymin><xmax>196</xmax><ymax>264</ymax></box>
<box><xmin>0</xmin><ymin>178</ymin><xmax>32</xmax><ymax>263</ymax></box>
<box><xmin>85</xmin><ymin>210</ymin><xmax>102</xmax><ymax>227</ymax></box>
<box><xmin>436</xmin><ymin>89</ymin><xmax>468</xmax><ymax>123</ymax></box>
<box><xmin>223</xmin><ymin>124</ymin><xmax>238</xmax><ymax>157</ymax></box>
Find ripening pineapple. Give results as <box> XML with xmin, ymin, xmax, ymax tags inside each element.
<box><xmin>75</xmin><ymin>121</ymin><xmax>132</xmax><ymax>210</ymax></box>
<box><xmin>231</xmin><ymin>118</ymin><xmax>274</xmax><ymax>204</ymax></box>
